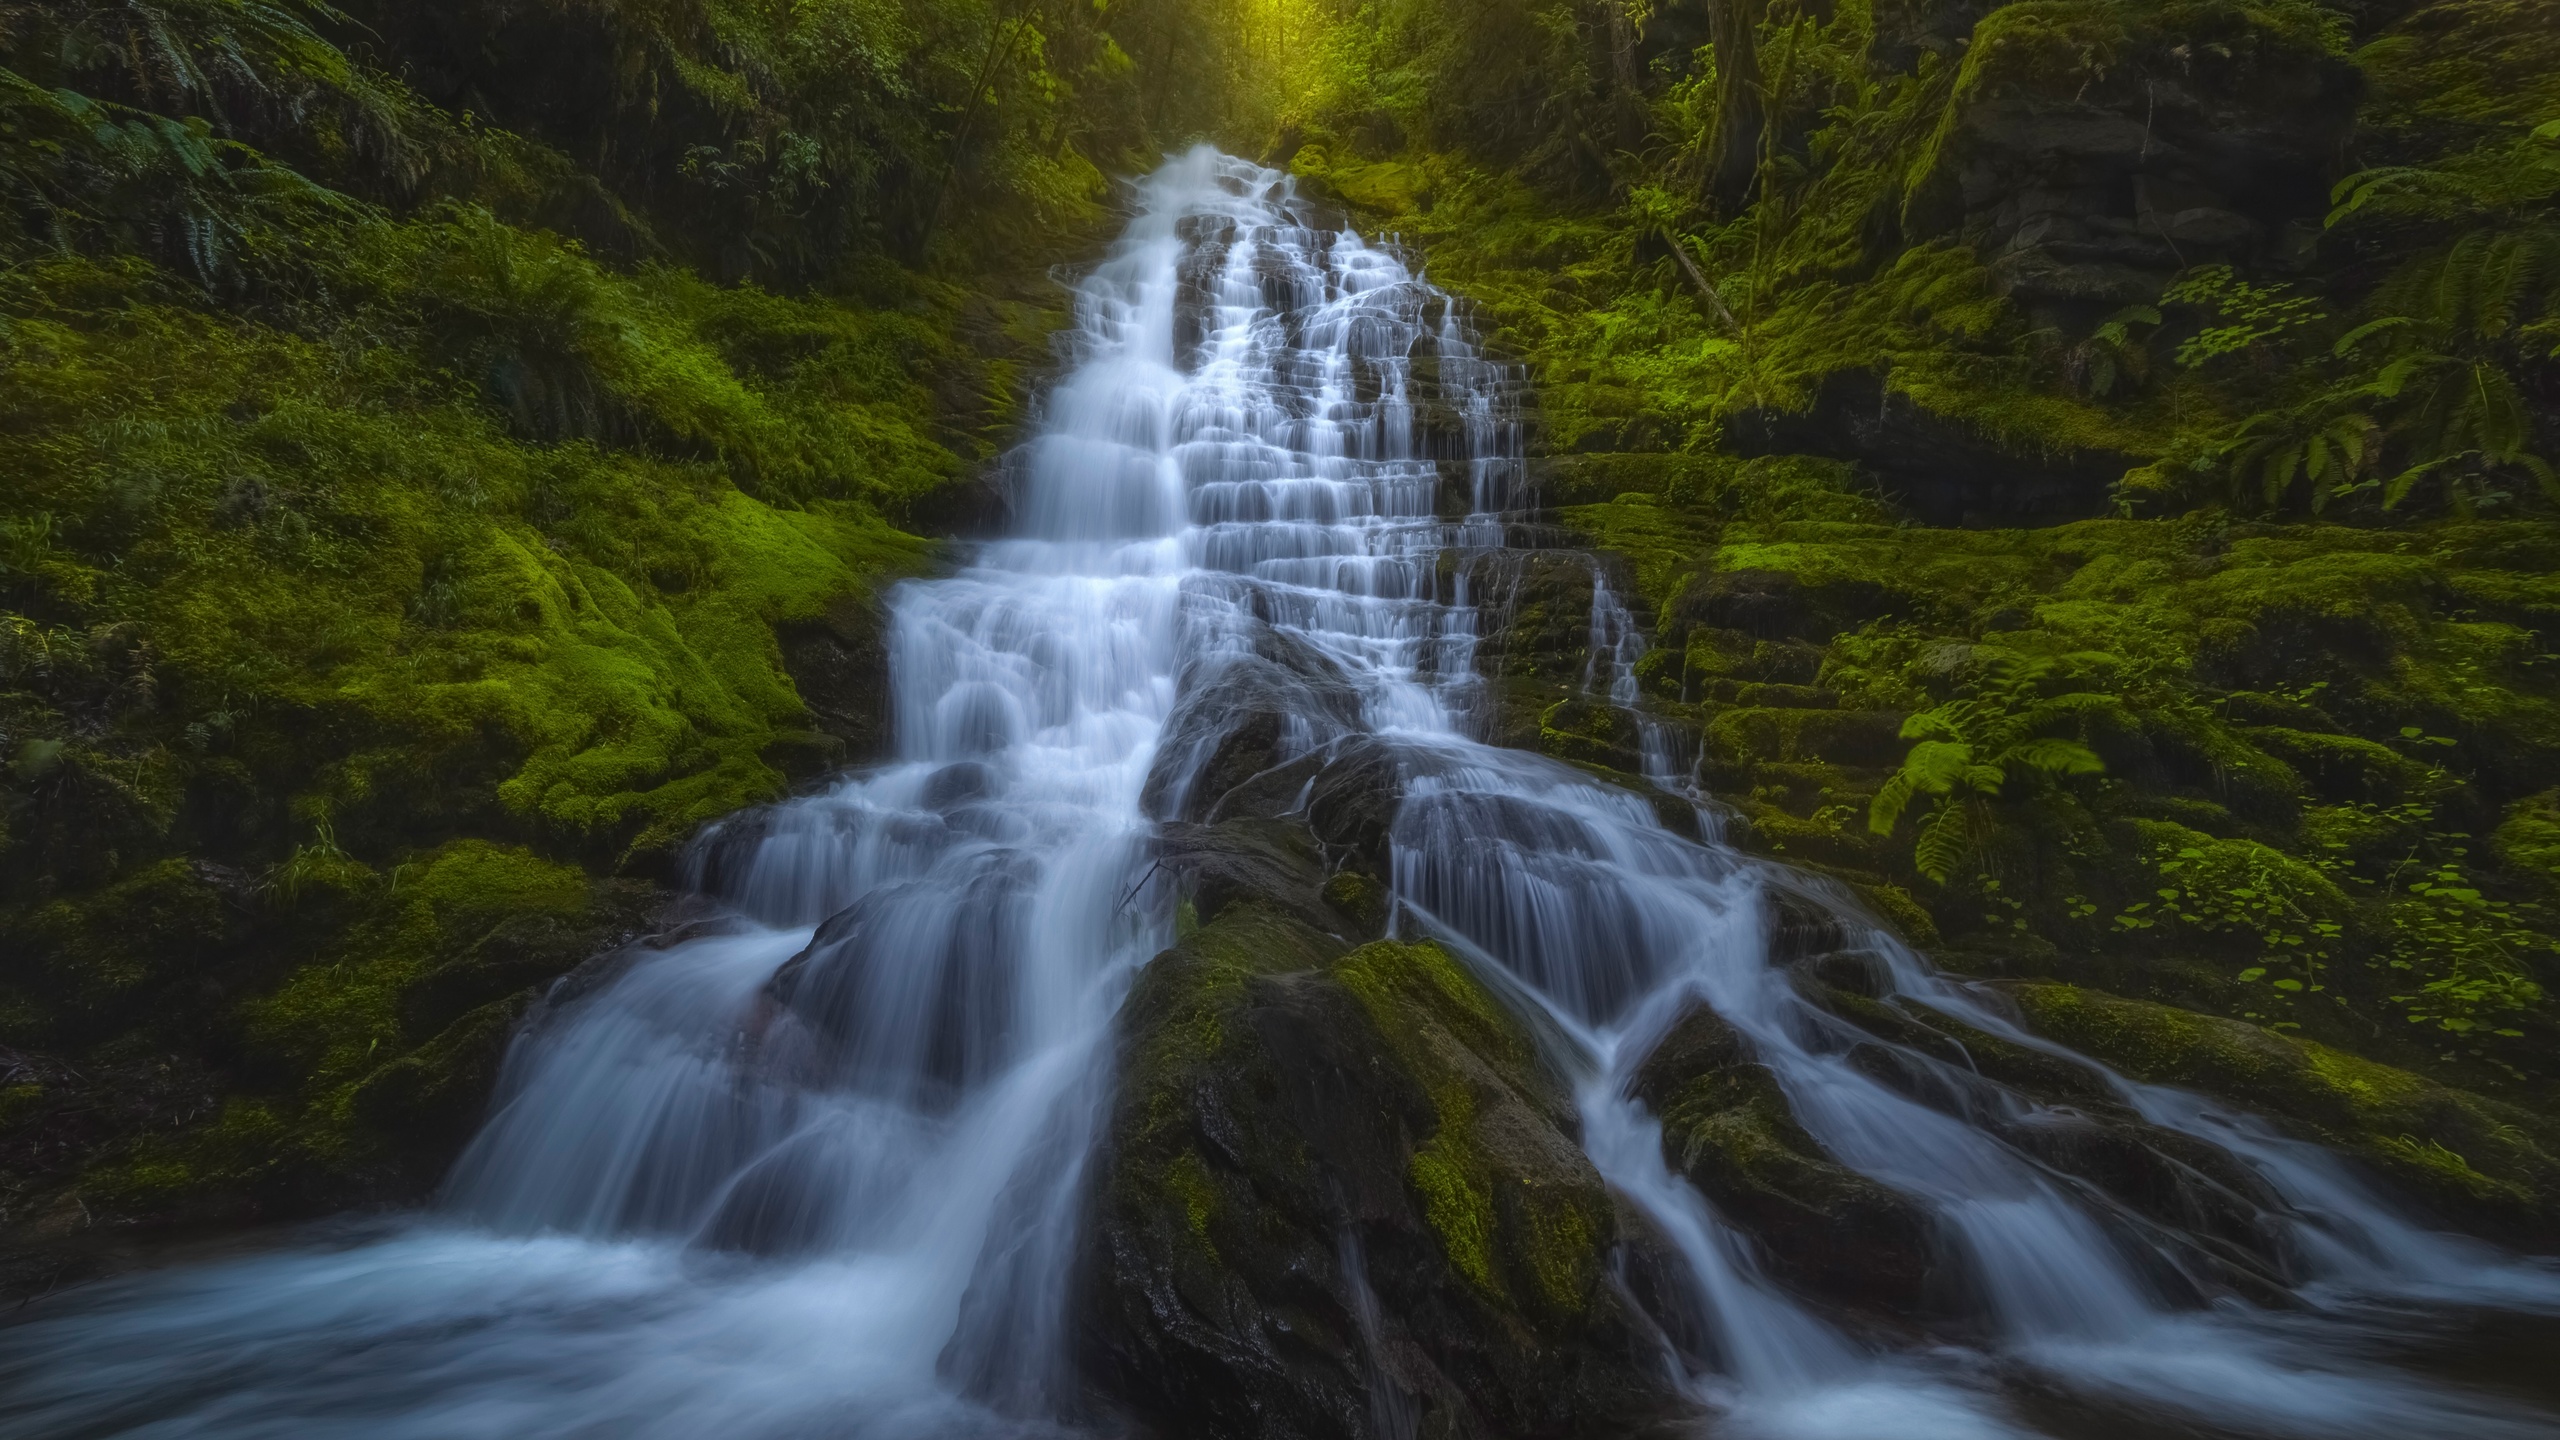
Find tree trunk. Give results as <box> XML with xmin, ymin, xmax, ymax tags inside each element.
<box><xmin>1704</xmin><ymin>0</ymin><xmax>1767</xmax><ymax>214</ymax></box>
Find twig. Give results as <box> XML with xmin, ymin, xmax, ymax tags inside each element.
<box><xmin>1115</xmin><ymin>859</ymin><xmax>1166</xmax><ymax>913</ymax></box>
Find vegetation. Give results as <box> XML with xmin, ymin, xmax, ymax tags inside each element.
<box><xmin>0</xmin><ymin>0</ymin><xmax>1291</xmax><ymax>1264</ymax></box>
<box><xmin>6</xmin><ymin>0</ymin><xmax>2559</xmax><ymax>1279</ymax></box>
<box><xmin>1264</xmin><ymin>0</ymin><xmax>2560</xmax><ymax>1115</ymax></box>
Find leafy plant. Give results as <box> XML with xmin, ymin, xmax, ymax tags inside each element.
<box><xmin>2066</xmin><ymin>303</ymin><xmax>2159</xmax><ymax>398</ymax></box>
<box><xmin>2164</xmin><ymin>265</ymin><xmax>2328</xmax><ymax>369</ymax></box>
<box><xmin>1869</xmin><ymin>649</ymin><xmax>2116</xmax><ymax>883</ymax></box>
<box><xmin>2113</xmin><ymin>833</ymin><xmax>2347</xmax><ymax>1028</ymax></box>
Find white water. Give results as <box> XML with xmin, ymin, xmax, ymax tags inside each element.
<box><xmin>4</xmin><ymin>150</ymin><xmax>2556</xmax><ymax>1440</ymax></box>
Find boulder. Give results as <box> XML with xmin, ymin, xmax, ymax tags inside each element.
<box><xmin>1080</xmin><ymin>910</ymin><xmax>1676</xmax><ymax>1440</ymax></box>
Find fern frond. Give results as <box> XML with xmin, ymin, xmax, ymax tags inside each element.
<box><xmin>1912</xmin><ymin>801</ymin><xmax>1970</xmax><ymax>884</ymax></box>
<box><xmin>2006</xmin><ymin>737</ymin><xmax>2105</xmax><ymax>776</ymax></box>
<box><xmin>1902</xmin><ymin>739</ymin><xmax>1974</xmax><ymax>793</ymax></box>
<box><xmin>1870</xmin><ymin>771</ymin><xmax>1916</xmax><ymax>835</ymax></box>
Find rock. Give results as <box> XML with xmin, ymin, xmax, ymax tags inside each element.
<box><xmin>1081</xmin><ymin>909</ymin><xmax>1676</xmax><ymax>1439</ymax></box>
<box><xmin>1789</xmin><ymin>968</ymin><xmax>2304</xmax><ymax>1294</ymax></box>
<box><xmin>1139</xmin><ymin>610</ymin><xmax>1403</xmax><ymax>940</ymax></box>
<box><xmin>2006</xmin><ymin>982</ymin><xmax>2560</xmax><ymax>1248</ymax></box>
<box><xmin>1921</xmin><ymin>0</ymin><xmax>2362</xmax><ymax>325</ymax></box>
<box><xmin>1628</xmin><ymin>1002</ymin><xmax>1944</xmax><ymax>1317</ymax></box>
<box><xmin>775</xmin><ymin>593</ymin><xmax>894</xmax><ymax>766</ymax></box>
<box><xmin>351</xmin><ymin>994</ymin><xmax>534</xmax><ymax>1152</ymax></box>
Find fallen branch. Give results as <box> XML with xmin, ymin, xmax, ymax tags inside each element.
<box><xmin>1663</xmin><ymin>230</ymin><xmax>1741</xmax><ymax>333</ymax></box>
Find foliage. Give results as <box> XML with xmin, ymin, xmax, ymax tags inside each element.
<box><xmin>0</xmin><ymin>0</ymin><xmax>1271</xmax><ymax>1229</ymax></box>
<box><xmin>1868</xmin><ymin>649</ymin><xmax>2114</xmax><ymax>883</ymax></box>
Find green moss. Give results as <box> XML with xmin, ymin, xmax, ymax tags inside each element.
<box><xmin>1164</xmin><ymin>1148</ymin><xmax>1222</xmax><ymax>1253</ymax></box>
<box><xmin>1856</xmin><ymin>882</ymin><xmax>1944</xmax><ymax>947</ymax></box>
<box><xmin>2012</xmin><ymin>982</ymin><xmax>2560</xmax><ymax>1223</ymax></box>
<box><xmin>12</xmin><ymin>859</ymin><xmax>244</xmax><ymax>1036</ymax></box>
<box><xmin>0</xmin><ymin>1083</ymin><xmax>43</xmax><ymax>1129</ymax></box>
<box><xmin>1408</xmin><ymin>1096</ymin><xmax>1501</xmax><ymax>1298</ymax></box>
<box><xmin>1330</xmin><ymin>939</ymin><xmax>1608</xmax><ymax>1314</ymax></box>
<box><xmin>2495</xmin><ymin>789</ymin><xmax>2560</xmax><ymax>896</ymax></box>
<box><xmin>1320</xmin><ymin>870</ymin><xmax>1386</xmax><ymax>928</ymax></box>
<box><xmin>1123</xmin><ymin>905</ymin><xmax>1344</xmax><ymax>1148</ymax></box>
<box><xmin>1333</xmin><ymin>939</ymin><xmax>1525</xmax><ymax>1075</ymax></box>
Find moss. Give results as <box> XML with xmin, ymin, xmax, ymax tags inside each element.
<box><xmin>2495</xmin><ymin>789</ymin><xmax>2560</xmax><ymax>897</ymax></box>
<box><xmin>11</xmin><ymin>858</ymin><xmax>245</xmax><ymax>1039</ymax></box>
<box><xmin>1333</xmin><ymin>939</ymin><xmax>1526</xmax><ymax>1076</ymax></box>
<box><xmin>1320</xmin><ymin>869</ymin><xmax>1386</xmax><ymax>929</ymax></box>
<box><xmin>0</xmin><ymin>1084</ymin><xmax>43</xmax><ymax>1129</ymax></box>
<box><xmin>1855</xmin><ymin>882</ymin><xmax>1943</xmax><ymax>947</ymax></box>
<box><xmin>2011</xmin><ymin>982</ymin><xmax>2560</xmax><ymax>1229</ymax></box>
<box><xmin>1164</xmin><ymin>1148</ymin><xmax>1222</xmax><ymax>1254</ymax></box>
<box><xmin>1122</xmin><ymin>905</ymin><xmax>1345</xmax><ymax>1150</ymax></box>
<box><xmin>1408</xmin><ymin>1098</ymin><xmax>1502</xmax><ymax>1298</ymax></box>
<box><xmin>1331</xmin><ymin>939</ymin><xmax>1607</xmax><ymax>1314</ymax></box>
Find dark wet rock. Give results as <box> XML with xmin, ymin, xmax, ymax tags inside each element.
<box><xmin>1142</xmin><ymin>624</ymin><xmax>1366</xmax><ymax>823</ymax></box>
<box><xmin>1629</xmin><ymin>1002</ymin><xmax>1944</xmax><ymax>1317</ymax></box>
<box><xmin>764</xmin><ymin>852</ymin><xmax>1038</xmax><ymax>1101</ymax></box>
<box><xmin>1765</xmin><ymin>888</ymin><xmax>1853</xmax><ymax>968</ymax></box>
<box><xmin>776</xmin><ymin>592</ymin><xmax>895</xmax><ymax>768</ymax></box>
<box><xmin>1139</xmin><ymin>611</ymin><xmax>1402</xmax><ymax>940</ymax></box>
<box><xmin>1994</xmin><ymin>1107</ymin><xmax>2297</xmax><ymax>1300</ymax></box>
<box><xmin>1157</xmin><ymin>817</ymin><xmax>1357</xmax><ymax>938</ymax></box>
<box><xmin>1787</xmin><ymin>967</ymin><xmax>2298</xmax><ymax>1295</ymax></box>
<box><xmin>1081</xmin><ymin>908</ymin><xmax>1676</xmax><ymax>1440</ymax></box>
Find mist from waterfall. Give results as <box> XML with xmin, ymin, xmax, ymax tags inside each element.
<box><xmin>2</xmin><ymin>148</ymin><xmax>2555</xmax><ymax>1440</ymax></box>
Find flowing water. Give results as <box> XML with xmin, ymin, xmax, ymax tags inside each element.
<box><xmin>4</xmin><ymin>149</ymin><xmax>2556</xmax><ymax>1440</ymax></box>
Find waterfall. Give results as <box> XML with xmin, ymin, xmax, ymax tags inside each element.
<box><xmin>3</xmin><ymin>148</ymin><xmax>2554</xmax><ymax>1440</ymax></box>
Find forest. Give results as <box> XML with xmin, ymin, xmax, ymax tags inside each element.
<box><xmin>3</xmin><ymin>0</ymin><xmax>2558</xmax><ymax>1434</ymax></box>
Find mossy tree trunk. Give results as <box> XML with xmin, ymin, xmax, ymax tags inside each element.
<box><xmin>1702</xmin><ymin>0</ymin><xmax>1768</xmax><ymax>215</ymax></box>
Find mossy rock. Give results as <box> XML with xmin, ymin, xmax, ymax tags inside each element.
<box><xmin>7</xmin><ymin>859</ymin><xmax>255</xmax><ymax>1045</ymax></box>
<box><xmin>2009</xmin><ymin>982</ymin><xmax>2560</xmax><ymax>1245</ymax></box>
<box><xmin>1082</xmin><ymin>908</ymin><xmax>1672</xmax><ymax>1440</ymax></box>
<box><xmin>1630</xmin><ymin>1002</ymin><xmax>1945</xmax><ymax>1318</ymax></box>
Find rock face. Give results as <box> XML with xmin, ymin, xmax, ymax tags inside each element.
<box><xmin>1615</xmin><ymin>892</ymin><xmax>2347</xmax><ymax>1329</ymax></box>
<box><xmin>1079</xmin><ymin>909</ymin><xmax>1676</xmax><ymax>1440</ymax></box>
<box><xmin>774</xmin><ymin>592</ymin><xmax>896</xmax><ymax>776</ymax></box>
<box><xmin>1922</xmin><ymin>0</ymin><xmax>2361</xmax><ymax>324</ymax></box>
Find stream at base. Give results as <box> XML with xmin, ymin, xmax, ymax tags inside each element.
<box><xmin>3</xmin><ymin>149</ymin><xmax>2555</xmax><ymax>1440</ymax></box>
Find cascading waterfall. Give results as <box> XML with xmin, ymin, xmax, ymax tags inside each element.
<box><xmin>2</xmin><ymin>148</ymin><xmax>2554</xmax><ymax>1440</ymax></box>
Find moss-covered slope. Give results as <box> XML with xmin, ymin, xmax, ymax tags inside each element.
<box><xmin>1269</xmin><ymin>0</ymin><xmax>2560</xmax><ymax>1123</ymax></box>
<box><xmin>0</xmin><ymin>0</ymin><xmax>1229</xmax><ymax>1284</ymax></box>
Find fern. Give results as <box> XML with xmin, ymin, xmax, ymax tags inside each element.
<box><xmin>2170</xmin><ymin>117</ymin><xmax>2560</xmax><ymax>518</ymax></box>
<box><xmin>1869</xmin><ymin>650</ymin><xmax>2115</xmax><ymax>884</ymax></box>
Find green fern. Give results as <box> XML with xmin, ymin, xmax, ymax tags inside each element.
<box><xmin>1869</xmin><ymin>651</ymin><xmax>2114</xmax><ymax>883</ymax></box>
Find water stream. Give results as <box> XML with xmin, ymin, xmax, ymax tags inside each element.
<box><xmin>2</xmin><ymin>149</ymin><xmax>2554</xmax><ymax>1440</ymax></box>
